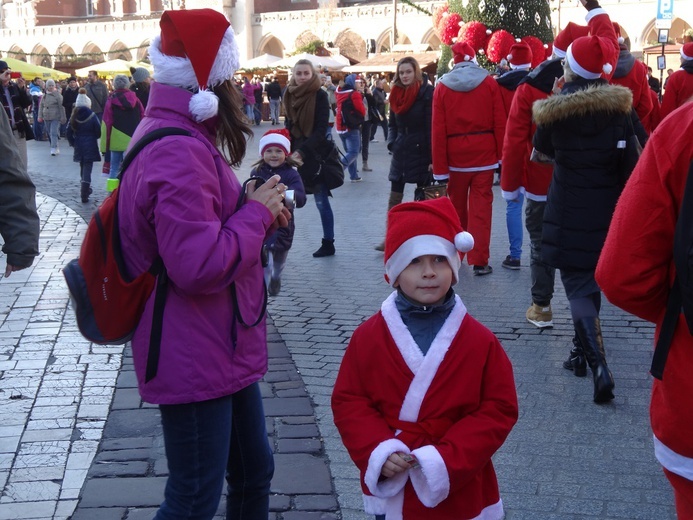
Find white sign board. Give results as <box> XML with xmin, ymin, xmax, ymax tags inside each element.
<box><xmin>656</xmin><ymin>0</ymin><xmax>674</xmax><ymax>29</ymax></box>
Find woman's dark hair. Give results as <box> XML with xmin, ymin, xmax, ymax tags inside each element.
<box><xmin>393</xmin><ymin>57</ymin><xmax>423</xmax><ymax>87</ymax></box>
<box><xmin>214</xmin><ymin>79</ymin><xmax>252</xmax><ymax>167</ymax></box>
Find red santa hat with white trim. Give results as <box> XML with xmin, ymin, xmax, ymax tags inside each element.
<box><xmin>566</xmin><ymin>35</ymin><xmax>615</xmax><ymax>80</ymax></box>
<box><xmin>681</xmin><ymin>42</ymin><xmax>693</xmax><ymax>61</ymax></box>
<box><xmin>553</xmin><ymin>22</ymin><xmax>590</xmax><ymax>58</ymax></box>
<box><xmin>384</xmin><ymin>197</ymin><xmax>474</xmax><ymax>286</ymax></box>
<box><xmin>259</xmin><ymin>128</ymin><xmax>291</xmax><ymax>156</ymax></box>
<box><xmin>452</xmin><ymin>41</ymin><xmax>478</xmax><ymax>64</ymax></box>
<box><xmin>612</xmin><ymin>22</ymin><xmax>626</xmax><ymax>45</ymax></box>
<box><xmin>507</xmin><ymin>42</ymin><xmax>533</xmax><ymax>70</ymax></box>
<box><xmin>148</xmin><ymin>9</ymin><xmax>240</xmax><ymax>122</ymax></box>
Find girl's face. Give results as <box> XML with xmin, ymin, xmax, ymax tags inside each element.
<box><xmin>263</xmin><ymin>146</ymin><xmax>287</xmax><ymax>168</ymax></box>
<box><xmin>398</xmin><ymin>63</ymin><xmax>416</xmax><ymax>86</ymax></box>
<box><xmin>293</xmin><ymin>65</ymin><xmax>313</xmax><ymax>86</ymax></box>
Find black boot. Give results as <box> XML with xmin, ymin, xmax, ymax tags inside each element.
<box><xmin>80</xmin><ymin>182</ymin><xmax>91</xmax><ymax>203</ymax></box>
<box><xmin>563</xmin><ymin>333</ymin><xmax>587</xmax><ymax>377</ymax></box>
<box><xmin>313</xmin><ymin>239</ymin><xmax>335</xmax><ymax>258</ymax></box>
<box><xmin>575</xmin><ymin>317</ymin><xmax>615</xmax><ymax>403</ymax></box>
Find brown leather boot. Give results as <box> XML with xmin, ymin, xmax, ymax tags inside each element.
<box><xmin>375</xmin><ymin>191</ymin><xmax>404</xmax><ymax>251</ymax></box>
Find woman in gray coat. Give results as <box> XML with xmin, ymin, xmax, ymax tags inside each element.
<box><xmin>38</xmin><ymin>79</ymin><xmax>66</xmax><ymax>156</ymax></box>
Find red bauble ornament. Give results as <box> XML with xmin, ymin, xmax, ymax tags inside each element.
<box><xmin>457</xmin><ymin>21</ymin><xmax>489</xmax><ymax>53</ymax></box>
<box><xmin>433</xmin><ymin>4</ymin><xmax>449</xmax><ymax>39</ymax></box>
<box><xmin>522</xmin><ymin>35</ymin><xmax>547</xmax><ymax>68</ymax></box>
<box><xmin>486</xmin><ymin>30</ymin><xmax>515</xmax><ymax>63</ymax></box>
<box><xmin>441</xmin><ymin>12</ymin><xmax>463</xmax><ymax>46</ymax></box>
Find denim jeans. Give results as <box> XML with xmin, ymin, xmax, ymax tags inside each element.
<box><xmin>80</xmin><ymin>162</ymin><xmax>93</xmax><ymax>184</ymax></box>
<box><xmin>525</xmin><ymin>199</ymin><xmax>556</xmax><ymax>307</ymax></box>
<box><xmin>313</xmin><ymin>182</ymin><xmax>335</xmax><ymax>240</ymax></box>
<box><xmin>339</xmin><ymin>129</ymin><xmax>360</xmax><ymax>180</ymax></box>
<box><xmin>154</xmin><ymin>382</ymin><xmax>274</xmax><ymax>520</ymax></box>
<box><xmin>46</xmin><ymin>119</ymin><xmax>60</xmax><ymax>149</ymax></box>
<box><xmin>32</xmin><ymin>104</ymin><xmax>44</xmax><ymax>141</ymax></box>
<box><xmin>109</xmin><ymin>151</ymin><xmax>124</xmax><ymax>179</ymax></box>
<box><xmin>254</xmin><ymin>102</ymin><xmax>262</xmax><ymax>125</ymax></box>
<box><xmin>269</xmin><ymin>99</ymin><xmax>281</xmax><ymax>123</ymax></box>
<box><xmin>506</xmin><ymin>191</ymin><xmax>524</xmax><ymax>259</ymax></box>
<box><xmin>244</xmin><ymin>103</ymin><xmax>254</xmax><ymax>122</ymax></box>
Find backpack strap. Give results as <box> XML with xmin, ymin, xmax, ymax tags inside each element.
<box><xmin>114</xmin><ymin>127</ymin><xmax>192</xmax><ymax>383</ymax></box>
<box><xmin>651</xmin><ymin>160</ymin><xmax>693</xmax><ymax>380</ymax></box>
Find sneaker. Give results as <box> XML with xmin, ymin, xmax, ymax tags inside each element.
<box><xmin>370</xmin><ymin>139</ymin><xmax>378</xmax><ymax>143</ymax></box>
<box><xmin>526</xmin><ymin>303</ymin><xmax>553</xmax><ymax>328</ymax></box>
<box><xmin>55</xmin><ymin>148</ymin><xmax>59</xmax><ymax>155</ymax></box>
<box><xmin>50</xmin><ymin>148</ymin><xmax>56</xmax><ymax>156</ymax></box>
<box><xmin>501</xmin><ymin>255</ymin><xmax>521</xmax><ymax>270</ymax></box>
<box><xmin>351</xmin><ymin>177</ymin><xmax>363</xmax><ymax>183</ymax></box>
<box><xmin>472</xmin><ymin>265</ymin><xmax>493</xmax><ymax>276</ymax></box>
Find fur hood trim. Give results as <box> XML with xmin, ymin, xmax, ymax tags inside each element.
<box><xmin>532</xmin><ymin>84</ymin><xmax>633</xmax><ymax>127</ymax></box>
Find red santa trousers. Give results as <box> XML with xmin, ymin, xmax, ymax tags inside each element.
<box><xmin>447</xmin><ymin>169</ymin><xmax>494</xmax><ymax>266</ymax></box>
<box><xmin>664</xmin><ymin>469</ymin><xmax>693</xmax><ymax>519</ymax></box>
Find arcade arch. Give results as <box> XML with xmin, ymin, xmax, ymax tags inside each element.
<box><xmin>257</xmin><ymin>35</ymin><xmax>285</xmax><ymax>58</ymax></box>
<box><xmin>335</xmin><ymin>29</ymin><xmax>366</xmax><ymax>61</ymax></box>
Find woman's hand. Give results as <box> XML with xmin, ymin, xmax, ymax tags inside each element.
<box><xmin>246</xmin><ymin>174</ymin><xmax>292</xmax><ymax>226</ymax></box>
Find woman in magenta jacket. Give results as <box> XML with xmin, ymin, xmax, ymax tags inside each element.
<box><xmin>117</xmin><ymin>10</ymin><xmax>291</xmax><ymax>519</ymax></box>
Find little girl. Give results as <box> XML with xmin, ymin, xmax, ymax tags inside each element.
<box><xmin>66</xmin><ymin>89</ymin><xmax>101</xmax><ymax>203</ymax></box>
<box><xmin>250</xmin><ymin>129</ymin><xmax>307</xmax><ymax>296</ymax></box>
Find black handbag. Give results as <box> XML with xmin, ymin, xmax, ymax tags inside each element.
<box><xmin>315</xmin><ymin>142</ymin><xmax>345</xmax><ymax>190</ymax></box>
<box><xmin>16</xmin><ymin>108</ymin><xmax>34</xmax><ymax>141</ymax></box>
<box><xmin>414</xmin><ymin>175</ymin><xmax>448</xmax><ymax>201</ymax></box>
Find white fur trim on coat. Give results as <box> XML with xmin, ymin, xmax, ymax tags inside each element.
<box><xmin>364</xmin><ymin>438</ymin><xmax>411</xmax><ymax>497</ymax></box>
<box><xmin>409</xmin><ymin>445</ymin><xmax>450</xmax><ymax>507</ymax></box>
<box><xmin>654</xmin><ymin>434</ymin><xmax>693</xmax><ymax>480</ymax></box>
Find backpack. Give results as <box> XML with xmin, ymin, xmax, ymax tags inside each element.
<box><xmin>341</xmin><ymin>92</ymin><xmax>364</xmax><ymax>129</ymax></box>
<box><xmin>63</xmin><ymin>127</ymin><xmax>191</xmax><ymax>382</ymax></box>
<box><xmin>651</xmin><ymin>160</ymin><xmax>693</xmax><ymax>380</ymax></box>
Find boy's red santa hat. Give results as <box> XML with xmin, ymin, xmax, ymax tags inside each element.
<box><xmin>553</xmin><ymin>22</ymin><xmax>590</xmax><ymax>58</ymax></box>
<box><xmin>611</xmin><ymin>22</ymin><xmax>626</xmax><ymax>45</ymax></box>
<box><xmin>452</xmin><ymin>41</ymin><xmax>477</xmax><ymax>64</ymax></box>
<box><xmin>384</xmin><ymin>197</ymin><xmax>474</xmax><ymax>286</ymax></box>
<box><xmin>148</xmin><ymin>9</ymin><xmax>240</xmax><ymax>122</ymax></box>
<box><xmin>681</xmin><ymin>42</ymin><xmax>693</xmax><ymax>61</ymax></box>
<box><xmin>259</xmin><ymin>128</ymin><xmax>291</xmax><ymax>156</ymax></box>
<box><xmin>507</xmin><ymin>42</ymin><xmax>533</xmax><ymax>69</ymax></box>
<box><xmin>566</xmin><ymin>35</ymin><xmax>614</xmax><ymax>80</ymax></box>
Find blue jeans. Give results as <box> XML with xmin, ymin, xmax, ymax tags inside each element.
<box><xmin>80</xmin><ymin>162</ymin><xmax>93</xmax><ymax>184</ymax></box>
<box><xmin>46</xmin><ymin>119</ymin><xmax>60</xmax><ymax>149</ymax></box>
<box><xmin>313</xmin><ymin>182</ymin><xmax>335</xmax><ymax>240</ymax></box>
<box><xmin>32</xmin><ymin>104</ymin><xmax>44</xmax><ymax>141</ymax></box>
<box><xmin>244</xmin><ymin>103</ymin><xmax>254</xmax><ymax>122</ymax></box>
<box><xmin>339</xmin><ymin>129</ymin><xmax>360</xmax><ymax>180</ymax></box>
<box><xmin>109</xmin><ymin>151</ymin><xmax>124</xmax><ymax>179</ymax></box>
<box><xmin>269</xmin><ymin>99</ymin><xmax>281</xmax><ymax>123</ymax></box>
<box><xmin>506</xmin><ymin>191</ymin><xmax>524</xmax><ymax>259</ymax></box>
<box><xmin>254</xmin><ymin>102</ymin><xmax>262</xmax><ymax>125</ymax></box>
<box><xmin>154</xmin><ymin>382</ymin><xmax>274</xmax><ymax>520</ymax></box>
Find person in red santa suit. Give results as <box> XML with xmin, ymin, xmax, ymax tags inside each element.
<box><xmin>431</xmin><ymin>41</ymin><xmax>506</xmax><ymax>276</ymax></box>
<box><xmin>332</xmin><ymin>196</ymin><xmax>518</xmax><ymax>520</ymax></box>
<box><xmin>660</xmin><ymin>42</ymin><xmax>693</xmax><ymax>119</ymax></box>
<box><xmin>596</xmin><ymin>102</ymin><xmax>693</xmax><ymax>519</ymax></box>
<box><xmin>496</xmin><ymin>41</ymin><xmax>533</xmax><ymax>272</ymax></box>
<box><xmin>610</xmin><ymin>22</ymin><xmax>653</xmax><ymax>131</ymax></box>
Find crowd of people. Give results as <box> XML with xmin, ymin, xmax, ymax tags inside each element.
<box><xmin>2</xmin><ymin>0</ymin><xmax>693</xmax><ymax>517</ymax></box>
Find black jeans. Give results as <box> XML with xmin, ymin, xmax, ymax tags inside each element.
<box><xmin>361</xmin><ymin>121</ymin><xmax>372</xmax><ymax>161</ymax></box>
<box><xmin>525</xmin><ymin>199</ymin><xmax>556</xmax><ymax>307</ymax></box>
<box><xmin>370</xmin><ymin>109</ymin><xmax>388</xmax><ymax>140</ymax></box>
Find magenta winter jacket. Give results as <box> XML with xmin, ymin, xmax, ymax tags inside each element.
<box><xmin>118</xmin><ymin>82</ymin><xmax>275</xmax><ymax>404</ymax></box>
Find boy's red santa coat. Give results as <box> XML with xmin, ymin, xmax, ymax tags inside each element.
<box><xmin>332</xmin><ymin>292</ymin><xmax>518</xmax><ymax>519</ymax></box>
<box><xmin>660</xmin><ymin>44</ymin><xmax>693</xmax><ymax>119</ymax></box>
<box><xmin>596</xmin><ymin>103</ymin><xmax>693</xmax><ymax>515</ymax></box>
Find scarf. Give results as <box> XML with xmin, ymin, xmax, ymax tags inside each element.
<box><xmin>389</xmin><ymin>81</ymin><xmax>421</xmax><ymax>115</ymax></box>
<box><xmin>283</xmin><ymin>73</ymin><xmax>322</xmax><ymax>140</ymax></box>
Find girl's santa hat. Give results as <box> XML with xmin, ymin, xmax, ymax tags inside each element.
<box><xmin>384</xmin><ymin>197</ymin><xmax>474</xmax><ymax>286</ymax></box>
<box><xmin>553</xmin><ymin>22</ymin><xmax>590</xmax><ymax>58</ymax></box>
<box><xmin>148</xmin><ymin>9</ymin><xmax>240</xmax><ymax>122</ymax></box>
<box><xmin>507</xmin><ymin>42</ymin><xmax>533</xmax><ymax>70</ymax></box>
<box><xmin>259</xmin><ymin>128</ymin><xmax>291</xmax><ymax>156</ymax></box>
<box><xmin>452</xmin><ymin>41</ymin><xmax>477</xmax><ymax>64</ymax></box>
<box><xmin>566</xmin><ymin>35</ymin><xmax>615</xmax><ymax>80</ymax></box>
<box><xmin>681</xmin><ymin>42</ymin><xmax>693</xmax><ymax>61</ymax></box>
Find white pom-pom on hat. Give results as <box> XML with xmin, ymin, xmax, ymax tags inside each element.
<box><xmin>602</xmin><ymin>63</ymin><xmax>613</xmax><ymax>75</ymax></box>
<box><xmin>455</xmin><ymin>231</ymin><xmax>474</xmax><ymax>253</ymax></box>
<box><xmin>189</xmin><ymin>89</ymin><xmax>219</xmax><ymax>123</ymax></box>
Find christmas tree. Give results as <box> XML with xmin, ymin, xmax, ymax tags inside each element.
<box><xmin>434</xmin><ymin>0</ymin><xmax>554</xmax><ymax>75</ymax></box>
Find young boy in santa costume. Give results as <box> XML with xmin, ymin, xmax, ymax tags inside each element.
<box><xmin>331</xmin><ymin>196</ymin><xmax>518</xmax><ymax>520</ymax></box>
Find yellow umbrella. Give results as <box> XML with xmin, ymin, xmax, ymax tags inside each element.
<box><xmin>75</xmin><ymin>59</ymin><xmax>144</xmax><ymax>79</ymax></box>
<box><xmin>1</xmin><ymin>56</ymin><xmax>70</xmax><ymax>80</ymax></box>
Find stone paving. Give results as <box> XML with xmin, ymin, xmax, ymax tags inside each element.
<box><xmin>0</xmin><ymin>124</ymin><xmax>677</xmax><ymax>519</ymax></box>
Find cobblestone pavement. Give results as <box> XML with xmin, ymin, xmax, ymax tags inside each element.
<box><xmin>0</xmin><ymin>124</ymin><xmax>676</xmax><ymax>519</ymax></box>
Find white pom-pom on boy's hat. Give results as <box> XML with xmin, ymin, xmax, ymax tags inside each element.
<box><xmin>566</xmin><ymin>35</ymin><xmax>615</xmax><ymax>80</ymax></box>
<box><xmin>384</xmin><ymin>197</ymin><xmax>474</xmax><ymax>287</ymax></box>
<box><xmin>259</xmin><ymin>128</ymin><xmax>291</xmax><ymax>156</ymax></box>
<box><xmin>148</xmin><ymin>9</ymin><xmax>240</xmax><ymax>122</ymax></box>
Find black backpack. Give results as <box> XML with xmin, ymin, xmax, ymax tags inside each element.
<box><xmin>341</xmin><ymin>92</ymin><xmax>364</xmax><ymax>129</ymax></box>
<box><xmin>651</xmin><ymin>160</ymin><xmax>693</xmax><ymax>380</ymax></box>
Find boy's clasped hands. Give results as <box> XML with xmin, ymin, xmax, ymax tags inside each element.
<box><xmin>381</xmin><ymin>452</ymin><xmax>420</xmax><ymax>478</ymax></box>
